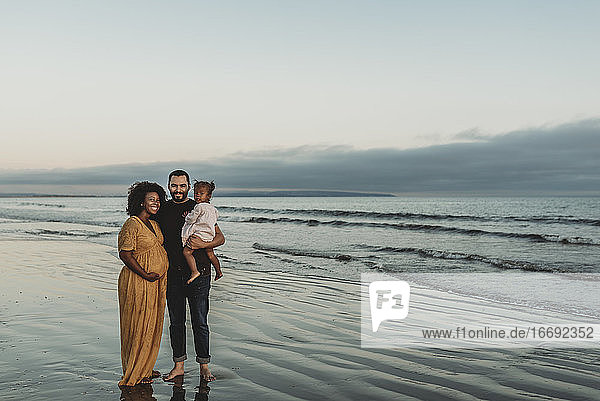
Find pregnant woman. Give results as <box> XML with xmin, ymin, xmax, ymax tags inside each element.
<box><xmin>117</xmin><ymin>181</ymin><xmax>169</xmax><ymax>386</ymax></box>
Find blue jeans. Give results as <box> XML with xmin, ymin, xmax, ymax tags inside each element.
<box><xmin>167</xmin><ymin>268</ymin><xmax>211</xmax><ymax>364</ymax></box>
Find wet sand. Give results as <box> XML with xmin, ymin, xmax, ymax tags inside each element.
<box><xmin>1</xmin><ymin>239</ymin><xmax>599</xmax><ymax>400</ymax></box>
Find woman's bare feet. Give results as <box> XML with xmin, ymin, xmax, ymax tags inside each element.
<box><xmin>186</xmin><ymin>271</ymin><xmax>201</xmax><ymax>285</ymax></box>
<box><xmin>200</xmin><ymin>363</ymin><xmax>215</xmax><ymax>382</ymax></box>
<box><xmin>163</xmin><ymin>361</ymin><xmax>185</xmax><ymax>382</ymax></box>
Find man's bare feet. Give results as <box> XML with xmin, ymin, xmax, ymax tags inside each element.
<box><xmin>186</xmin><ymin>271</ymin><xmax>201</xmax><ymax>285</ymax></box>
<box><xmin>200</xmin><ymin>363</ymin><xmax>215</xmax><ymax>382</ymax></box>
<box><xmin>214</xmin><ymin>270</ymin><xmax>223</xmax><ymax>281</ymax></box>
<box><xmin>163</xmin><ymin>361</ymin><xmax>185</xmax><ymax>382</ymax></box>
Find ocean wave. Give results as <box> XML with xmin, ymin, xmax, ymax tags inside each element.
<box><xmin>28</xmin><ymin>229</ymin><xmax>115</xmax><ymax>238</ymax></box>
<box><xmin>252</xmin><ymin>243</ymin><xmax>354</xmax><ymax>262</ymax></box>
<box><xmin>253</xmin><ymin>242</ymin><xmax>567</xmax><ymax>273</ymax></box>
<box><xmin>18</xmin><ymin>202</ymin><xmax>66</xmax><ymax>208</ymax></box>
<box><xmin>0</xmin><ymin>211</ymin><xmax>121</xmax><ymax>228</ymax></box>
<box><xmin>218</xmin><ymin>206</ymin><xmax>600</xmax><ymax>227</ymax></box>
<box><xmin>228</xmin><ymin>216</ymin><xmax>600</xmax><ymax>245</ymax></box>
<box><xmin>357</xmin><ymin>244</ymin><xmax>559</xmax><ymax>272</ymax></box>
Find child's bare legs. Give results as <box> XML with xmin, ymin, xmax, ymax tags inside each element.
<box><xmin>205</xmin><ymin>248</ymin><xmax>223</xmax><ymax>280</ymax></box>
<box><xmin>183</xmin><ymin>245</ymin><xmax>202</xmax><ymax>284</ymax></box>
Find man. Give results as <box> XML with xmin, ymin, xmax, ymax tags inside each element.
<box><xmin>156</xmin><ymin>169</ymin><xmax>225</xmax><ymax>382</ymax></box>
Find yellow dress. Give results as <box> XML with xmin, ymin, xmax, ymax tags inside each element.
<box><xmin>117</xmin><ymin>216</ymin><xmax>169</xmax><ymax>386</ymax></box>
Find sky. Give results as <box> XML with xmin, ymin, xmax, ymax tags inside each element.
<box><xmin>1</xmin><ymin>1</ymin><xmax>599</xmax><ymax>194</ymax></box>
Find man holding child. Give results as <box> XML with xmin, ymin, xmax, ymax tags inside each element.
<box><xmin>155</xmin><ymin>169</ymin><xmax>225</xmax><ymax>382</ymax></box>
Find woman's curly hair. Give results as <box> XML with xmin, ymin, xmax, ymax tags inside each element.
<box><xmin>126</xmin><ymin>181</ymin><xmax>167</xmax><ymax>216</ymax></box>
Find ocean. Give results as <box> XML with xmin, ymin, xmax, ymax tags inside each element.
<box><xmin>2</xmin><ymin>196</ymin><xmax>599</xmax><ymax>271</ymax></box>
<box><xmin>1</xmin><ymin>196</ymin><xmax>599</xmax><ymax>314</ymax></box>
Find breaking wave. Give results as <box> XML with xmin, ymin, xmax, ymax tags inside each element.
<box><xmin>218</xmin><ymin>206</ymin><xmax>600</xmax><ymax>227</ymax></box>
<box><xmin>228</xmin><ymin>216</ymin><xmax>599</xmax><ymax>245</ymax></box>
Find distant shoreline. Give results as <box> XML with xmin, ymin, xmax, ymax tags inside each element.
<box><xmin>0</xmin><ymin>191</ymin><xmax>600</xmax><ymax>199</ymax></box>
<box><xmin>1</xmin><ymin>191</ymin><xmax>599</xmax><ymax>198</ymax></box>
<box><xmin>0</xmin><ymin>190</ymin><xmax>395</xmax><ymax>198</ymax></box>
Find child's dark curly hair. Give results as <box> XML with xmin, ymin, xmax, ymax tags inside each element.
<box><xmin>193</xmin><ymin>180</ymin><xmax>216</xmax><ymax>195</ymax></box>
<box><xmin>126</xmin><ymin>181</ymin><xmax>167</xmax><ymax>216</ymax></box>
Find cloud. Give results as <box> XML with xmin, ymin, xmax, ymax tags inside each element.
<box><xmin>1</xmin><ymin>119</ymin><xmax>599</xmax><ymax>195</ymax></box>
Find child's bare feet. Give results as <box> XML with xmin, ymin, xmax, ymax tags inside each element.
<box><xmin>187</xmin><ymin>271</ymin><xmax>201</xmax><ymax>284</ymax></box>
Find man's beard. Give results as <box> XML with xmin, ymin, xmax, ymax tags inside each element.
<box><xmin>172</xmin><ymin>192</ymin><xmax>186</xmax><ymax>200</ymax></box>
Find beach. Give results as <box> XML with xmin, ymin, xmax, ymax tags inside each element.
<box><xmin>2</xmin><ymin>238</ymin><xmax>599</xmax><ymax>400</ymax></box>
<box><xmin>4</xmin><ymin>0</ymin><xmax>600</xmax><ymax>398</ymax></box>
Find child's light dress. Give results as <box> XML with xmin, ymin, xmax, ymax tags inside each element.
<box><xmin>181</xmin><ymin>203</ymin><xmax>219</xmax><ymax>246</ymax></box>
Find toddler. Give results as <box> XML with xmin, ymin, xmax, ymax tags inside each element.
<box><xmin>181</xmin><ymin>180</ymin><xmax>223</xmax><ymax>284</ymax></box>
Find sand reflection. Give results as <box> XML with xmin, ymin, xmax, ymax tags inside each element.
<box><xmin>168</xmin><ymin>375</ymin><xmax>211</xmax><ymax>401</ymax></box>
<box><xmin>119</xmin><ymin>384</ymin><xmax>156</xmax><ymax>401</ymax></box>
<box><xmin>117</xmin><ymin>377</ymin><xmax>210</xmax><ymax>401</ymax></box>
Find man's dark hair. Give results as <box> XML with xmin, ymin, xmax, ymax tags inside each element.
<box><xmin>126</xmin><ymin>181</ymin><xmax>167</xmax><ymax>216</ymax></box>
<box><xmin>168</xmin><ymin>169</ymin><xmax>190</xmax><ymax>186</ymax></box>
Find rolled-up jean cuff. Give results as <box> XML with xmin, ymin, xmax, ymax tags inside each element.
<box><xmin>173</xmin><ymin>354</ymin><xmax>187</xmax><ymax>362</ymax></box>
<box><xmin>196</xmin><ymin>356</ymin><xmax>211</xmax><ymax>364</ymax></box>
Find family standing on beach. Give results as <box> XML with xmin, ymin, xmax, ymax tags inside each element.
<box><xmin>117</xmin><ymin>170</ymin><xmax>224</xmax><ymax>387</ymax></box>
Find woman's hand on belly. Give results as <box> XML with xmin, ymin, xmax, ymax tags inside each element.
<box><xmin>144</xmin><ymin>272</ymin><xmax>160</xmax><ymax>282</ymax></box>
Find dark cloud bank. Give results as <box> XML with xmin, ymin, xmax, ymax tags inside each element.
<box><xmin>1</xmin><ymin>120</ymin><xmax>599</xmax><ymax>196</ymax></box>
